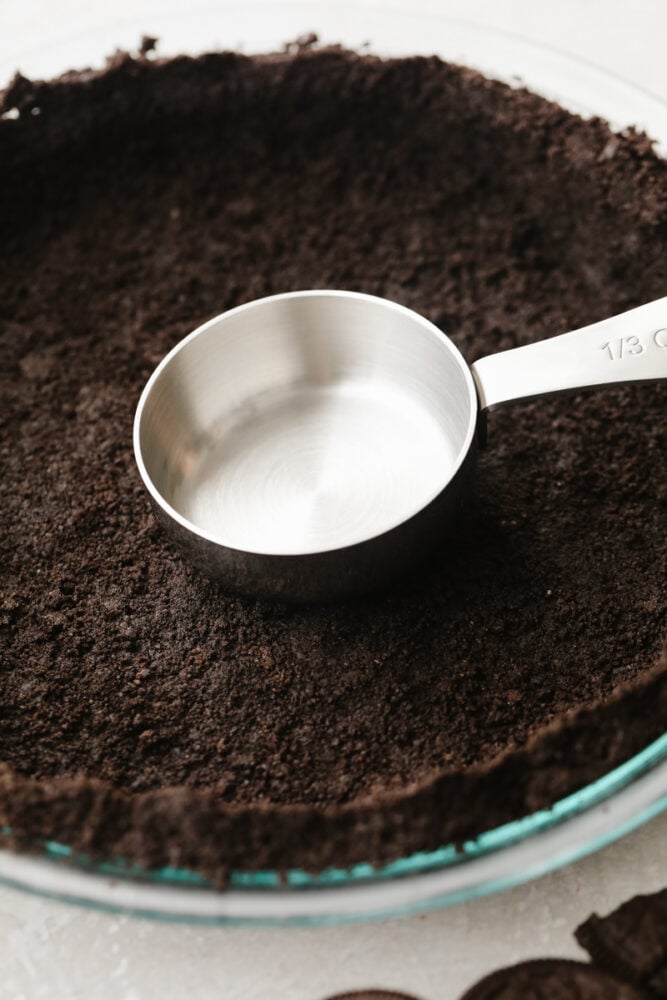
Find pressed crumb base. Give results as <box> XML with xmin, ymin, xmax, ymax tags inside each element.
<box><xmin>0</xmin><ymin>46</ymin><xmax>666</xmax><ymax>883</ymax></box>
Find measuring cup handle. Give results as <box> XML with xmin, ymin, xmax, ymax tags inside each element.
<box><xmin>470</xmin><ymin>296</ymin><xmax>667</xmax><ymax>411</ymax></box>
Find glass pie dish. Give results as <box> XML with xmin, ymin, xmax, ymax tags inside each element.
<box><xmin>1</xmin><ymin>1</ymin><xmax>666</xmax><ymax>925</ymax></box>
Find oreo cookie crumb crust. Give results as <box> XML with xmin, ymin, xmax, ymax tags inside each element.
<box><xmin>1</xmin><ymin>46</ymin><xmax>666</xmax><ymax>882</ymax></box>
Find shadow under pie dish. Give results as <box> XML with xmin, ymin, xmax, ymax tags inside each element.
<box><xmin>0</xmin><ymin>20</ymin><xmax>666</xmax><ymax>909</ymax></box>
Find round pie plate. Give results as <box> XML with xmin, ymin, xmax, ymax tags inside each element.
<box><xmin>1</xmin><ymin>1</ymin><xmax>666</xmax><ymax>925</ymax></box>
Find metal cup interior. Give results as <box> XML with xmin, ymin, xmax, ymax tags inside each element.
<box><xmin>134</xmin><ymin>290</ymin><xmax>477</xmax><ymax>569</ymax></box>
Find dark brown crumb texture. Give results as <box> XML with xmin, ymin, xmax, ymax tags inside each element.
<box><xmin>0</xmin><ymin>45</ymin><xmax>666</xmax><ymax>883</ymax></box>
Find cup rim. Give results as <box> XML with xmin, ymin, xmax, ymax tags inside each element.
<box><xmin>133</xmin><ymin>288</ymin><xmax>479</xmax><ymax>557</ymax></box>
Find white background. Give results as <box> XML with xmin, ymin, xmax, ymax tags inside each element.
<box><xmin>1</xmin><ymin>1</ymin><xmax>666</xmax><ymax>998</ymax></box>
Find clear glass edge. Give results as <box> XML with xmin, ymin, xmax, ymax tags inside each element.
<box><xmin>1</xmin><ymin>781</ymin><xmax>666</xmax><ymax>927</ymax></box>
<box><xmin>3</xmin><ymin>731</ymin><xmax>666</xmax><ymax>896</ymax></box>
<box><xmin>1</xmin><ymin>1</ymin><xmax>667</xmax><ymax>155</ymax></box>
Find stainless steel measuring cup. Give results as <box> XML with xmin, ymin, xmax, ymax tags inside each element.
<box><xmin>134</xmin><ymin>290</ymin><xmax>667</xmax><ymax>601</ymax></box>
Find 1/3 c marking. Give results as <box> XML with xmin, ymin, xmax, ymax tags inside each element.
<box><xmin>601</xmin><ymin>336</ymin><xmax>644</xmax><ymax>360</ymax></box>
<box><xmin>601</xmin><ymin>330</ymin><xmax>667</xmax><ymax>360</ymax></box>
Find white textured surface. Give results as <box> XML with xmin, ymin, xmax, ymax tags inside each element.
<box><xmin>1</xmin><ymin>1</ymin><xmax>666</xmax><ymax>998</ymax></box>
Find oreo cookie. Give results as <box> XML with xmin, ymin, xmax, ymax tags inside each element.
<box><xmin>458</xmin><ymin>958</ymin><xmax>645</xmax><ymax>999</ymax></box>
<box><xmin>322</xmin><ymin>992</ymin><xmax>422</xmax><ymax>1000</ymax></box>
<box><xmin>576</xmin><ymin>888</ymin><xmax>667</xmax><ymax>993</ymax></box>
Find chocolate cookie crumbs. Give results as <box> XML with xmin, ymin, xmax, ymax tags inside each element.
<box><xmin>576</xmin><ymin>888</ymin><xmax>667</xmax><ymax>994</ymax></box>
<box><xmin>0</xmin><ymin>46</ymin><xmax>666</xmax><ymax>883</ymax></box>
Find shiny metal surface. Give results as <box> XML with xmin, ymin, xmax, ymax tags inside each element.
<box><xmin>134</xmin><ymin>291</ymin><xmax>477</xmax><ymax>600</ymax></box>
<box><xmin>472</xmin><ymin>296</ymin><xmax>667</xmax><ymax>409</ymax></box>
<box><xmin>134</xmin><ymin>291</ymin><xmax>667</xmax><ymax>601</ymax></box>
